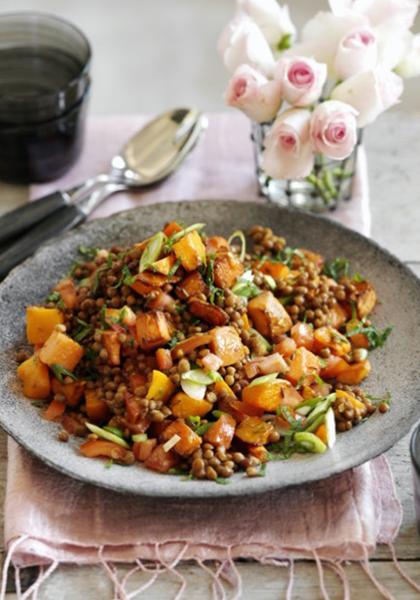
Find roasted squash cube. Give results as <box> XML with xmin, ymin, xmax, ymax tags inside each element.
<box><xmin>26</xmin><ymin>306</ymin><xmax>64</xmax><ymax>345</ymax></box>
<box><xmin>39</xmin><ymin>330</ymin><xmax>84</xmax><ymax>371</ymax></box>
<box><xmin>189</xmin><ymin>299</ymin><xmax>229</xmax><ymax>326</ymax></box>
<box><xmin>248</xmin><ymin>291</ymin><xmax>292</xmax><ymax>341</ymax></box>
<box><xmin>213</xmin><ymin>251</ymin><xmax>244</xmax><ymax>289</ymax></box>
<box><xmin>17</xmin><ymin>354</ymin><xmax>50</xmax><ymax>399</ymax></box>
<box><xmin>85</xmin><ymin>388</ymin><xmax>110</xmax><ymax>422</ymax></box>
<box><xmin>146</xmin><ymin>370</ymin><xmax>175</xmax><ymax>403</ymax></box>
<box><xmin>136</xmin><ymin>311</ymin><xmax>172</xmax><ymax>351</ymax></box>
<box><xmin>176</xmin><ymin>271</ymin><xmax>209</xmax><ymax>300</ymax></box>
<box><xmin>287</xmin><ymin>347</ymin><xmax>321</xmax><ymax>385</ymax></box>
<box><xmin>204</xmin><ymin>414</ymin><xmax>236</xmax><ymax>448</ymax></box>
<box><xmin>170</xmin><ymin>392</ymin><xmax>212</xmax><ymax>418</ymax></box>
<box><xmin>210</xmin><ymin>326</ymin><xmax>246</xmax><ymax>366</ymax></box>
<box><xmin>173</xmin><ymin>230</ymin><xmax>206</xmax><ymax>272</ymax></box>
<box><xmin>162</xmin><ymin>419</ymin><xmax>201</xmax><ymax>456</ymax></box>
<box><xmin>235</xmin><ymin>417</ymin><xmax>273</xmax><ymax>445</ymax></box>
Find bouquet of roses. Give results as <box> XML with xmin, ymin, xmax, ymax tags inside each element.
<box><xmin>219</xmin><ymin>0</ymin><xmax>420</xmax><ymax>182</ymax></box>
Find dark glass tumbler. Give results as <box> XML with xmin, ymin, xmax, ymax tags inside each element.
<box><xmin>0</xmin><ymin>12</ymin><xmax>91</xmax><ymax>183</ymax></box>
<box><xmin>410</xmin><ymin>423</ymin><xmax>420</xmax><ymax>535</ymax></box>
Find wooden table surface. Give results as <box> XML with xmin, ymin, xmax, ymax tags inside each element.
<box><xmin>0</xmin><ymin>111</ymin><xmax>419</xmax><ymax>598</ymax></box>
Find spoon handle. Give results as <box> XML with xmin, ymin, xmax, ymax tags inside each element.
<box><xmin>0</xmin><ymin>204</ymin><xmax>86</xmax><ymax>280</ymax></box>
<box><xmin>0</xmin><ymin>191</ymin><xmax>71</xmax><ymax>244</ymax></box>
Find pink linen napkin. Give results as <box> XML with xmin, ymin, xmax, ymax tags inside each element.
<box><xmin>3</xmin><ymin>113</ymin><xmax>407</xmax><ymax>600</ymax></box>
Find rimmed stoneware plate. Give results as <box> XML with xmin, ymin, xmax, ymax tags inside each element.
<box><xmin>0</xmin><ymin>201</ymin><xmax>419</xmax><ymax>498</ymax></box>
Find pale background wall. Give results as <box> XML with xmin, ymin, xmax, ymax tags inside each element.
<box><xmin>0</xmin><ymin>0</ymin><xmax>418</xmax><ymax>114</ymax></box>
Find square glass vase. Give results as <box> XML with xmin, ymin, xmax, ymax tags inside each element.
<box><xmin>252</xmin><ymin>122</ymin><xmax>360</xmax><ymax>213</ymax></box>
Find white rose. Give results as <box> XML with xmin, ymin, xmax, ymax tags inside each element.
<box><xmin>335</xmin><ymin>0</ymin><xmax>419</xmax><ymax>30</ymax></box>
<box><xmin>275</xmin><ymin>56</ymin><xmax>327</xmax><ymax>107</ymax></box>
<box><xmin>224</xmin><ymin>65</ymin><xmax>282</xmax><ymax>123</ymax></box>
<box><xmin>310</xmin><ymin>100</ymin><xmax>358</xmax><ymax>160</ymax></box>
<box><xmin>334</xmin><ymin>26</ymin><xmax>378</xmax><ymax>79</ymax></box>
<box><xmin>262</xmin><ymin>109</ymin><xmax>314</xmax><ymax>179</ymax></box>
<box><xmin>331</xmin><ymin>68</ymin><xmax>403</xmax><ymax>126</ymax></box>
<box><xmin>218</xmin><ymin>14</ymin><xmax>275</xmax><ymax>76</ymax></box>
<box><xmin>239</xmin><ymin>0</ymin><xmax>296</xmax><ymax>48</ymax></box>
<box><xmin>297</xmin><ymin>11</ymin><xmax>369</xmax><ymax>71</ymax></box>
<box><xmin>396</xmin><ymin>34</ymin><xmax>420</xmax><ymax>78</ymax></box>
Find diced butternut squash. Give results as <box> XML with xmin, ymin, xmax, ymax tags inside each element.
<box><xmin>144</xmin><ymin>443</ymin><xmax>179</xmax><ymax>473</ymax></box>
<box><xmin>80</xmin><ymin>439</ymin><xmax>131</xmax><ymax>462</ymax></box>
<box><xmin>85</xmin><ymin>389</ymin><xmax>109</xmax><ymax>422</ymax></box>
<box><xmin>320</xmin><ymin>355</ymin><xmax>349</xmax><ymax>380</ymax></box>
<box><xmin>328</xmin><ymin>303</ymin><xmax>348</xmax><ymax>329</ymax></box>
<box><xmin>156</xmin><ymin>348</ymin><xmax>173</xmax><ymax>371</ymax></box>
<box><xmin>130</xmin><ymin>278</ymin><xmax>156</xmax><ymax>296</ymax></box>
<box><xmin>17</xmin><ymin>354</ymin><xmax>50</xmax><ymax>399</ymax></box>
<box><xmin>51</xmin><ymin>378</ymin><xmax>85</xmax><ymax>407</ymax></box>
<box><xmin>218</xmin><ymin>397</ymin><xmax>263</xmax><ymax>421</ymax></box>
<box><xmin>163</xmin><ymin>221</ymin><xmax>183</xmax><ymax>236</ymax></box>
<box><xmin>44</xmin><ymin>399</ymin><xmax>66</xmax><ymax>421</ymax></box>
<box><xmin>102</xmin><ymin>331</ymin><xmax>121</xmax><ymax>365</ymax></box>
<box><xmin>189</xmin><ymin>299</ymin><xmax>228</xmax><ymax>326</ymax></box>
<box><xmin>133</xmin><ymin>438</ymin><xmax>158</xmax><ymax>462</ymax></box>
<box><xmin>315</xmin><ymin>423</ymin><xmax>328</xmax><ymax>444</ymax></box>
<box><xmin>171</xmin><ymin>332</ymin><xmax>212</xmax><ymax>358</ymax></box>
<box><xmin>235</xmin><ymin>417</ymin><xmax>273</xmax><ymax>445</ymax></box>
<box><xmin>291</xmin><ymin>323</ymin><xmax>315</xmax><ymax>351</ymax></box>
<box><xmin>213</xmin><ymin>251</ymin><xmax>244</xmax><ymax>289</ymax></box>
<box><xmin>125</xmin><ymin>394</ymin><xmax>142</xmax><ymax>424</ymax></box>
<box><xmin>313</xmin><ymin>327</ymin><xmax>351</xmax><ymax>357</ymax></box>
<box><xmin>214</xmin><ymin>379</ymin><xmax>236</xmax><ymax>399</ymax></box>
<box><xmin>204</xmin><ymin>414</ymin><xmax>236</xmax><ymax>448</ymax></box>
<box><xmin>176</xmin><ymin>271</ymin><xmax>208</xmax><ymax>300</ymax></box>
<box><xmin>346</xmin><ymin>319</ymin><xmax>369</xmax><ymax>349</ymax></box>
<box><xmin>136</xmin><ymin>311</ymin><xmax>172</xmax><ymax>350</ymax></box>
<box><xmin>248</xmin><ymin>292</ymin><xmax>292</xmax><ymax>341</ymax></box>
<box><xmin>55</xmin><ymin>278</ymin><xmax>77</xmax><ymax>309</ymax></box>
<box><xmin>336</xmin><ymin>389</ymin><xmax>365</xmax><ymax>411</ymax></box>
<box><xmin>273</xmin><ymin>336</ymin><xmax>297</xmax><ymax>358</ymax></box>
<box><xmin>39</xmin><ymin>330</ymin><xmax>84</xmax><ymax>371</ymax></box>
<box><xmin>355</xmin><ymin>282</ymin><xmax>377</xmax><ymax>319</ymax></box>
<box><xmin>150</xmin><ymin>255</ymin><xmax>176</xmax><ymax>275</ymax></box>
<box><xmin>162</xmin><ymin>419</ymin><xmax>201</xmax><ymax>456</ymax></box>
<box><xmin>173</xmin><ymin>230</ymin><xmax>206</xmax><ymax>271</ymax></box>
<box><xmin>336</xmin><ymin>360</ymin><xmax>371</xmax><ymax>385</ymax></box>
<box><xmin>26</xmin><ymin>306</ymin><xmax>64</xmax><ymax>345</ymax></box>
<box><xmin>210</xmin><ymin>326</ymin><xmax>246</xmax><ymax>366</ymax></box>
<box><xmin>170</xmin><ymin>392</ymin><xmax>212</xmax><ymax>418</ymax></box>
<box><xmin>206</xmin><ymin>236</ymin><xmax>230</xmax><ymax>254</ymax></box>
<box><xmin>259</xmin><ymin>261</ymin><xmax>289</xmax><ymax>280</ymax></box>
<box><xmin>137</xmin><ymin>271</ymin><xmax>168</xmax><ymax>288</ymax></box>
<box><xmin>287</xmin><ymin>347</ymin><xmax>321</xmax><ymax>385</ymax></box>
<box><xmin>146</xmin><ymin>370</ymin><xmax>175</xmax><ymax>403</ymax></box>
<box><xmin>242</xmin><ymin>379</ymin><xmax>291</xmax><ymax>412</ymax></box>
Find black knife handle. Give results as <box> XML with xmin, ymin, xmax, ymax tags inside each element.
<box><xmin>0</xmin><ymin>204</ymin><xmax>86</xmax><ymax>280</ymax></box>
<box><xmin>0</xmin><ymin>191</ymin><xmax>70</xmax><ymax>245</ymax></box>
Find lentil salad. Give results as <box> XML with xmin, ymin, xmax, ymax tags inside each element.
<box><xmin>17</xmin><ymin>222</ymin><xmax>392</xmax><ymax>482</ymax></box>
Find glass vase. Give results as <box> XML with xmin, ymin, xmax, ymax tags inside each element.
<box><xmin>251</xmin><ymin>122</ymin><xmax>361</xmax><ymax>213</ymax></box>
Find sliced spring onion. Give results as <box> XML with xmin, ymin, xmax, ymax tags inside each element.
<box><xmin>86</xmin><ymin>423</ymin><xmax>130</xmax><ymax>448</ymax></box>
<box><xmin>304</xmin><ymin>412</ymin><xmax>326</xmax><ymax>434</ymax></box>
<box><xmin>163</xmin><ymin>434</ymin><xmax>181</xmax><ymax>452</ymax></box>
<box><xmin>296</xmin><ymin>396</ymin><xmax>324</xmax><ymax>416</ymax></box>
<box><xmin>262</xmin><ymin>274</ymin><xmax>276</xmax><ymax>290</ymax></box>
<box><xmin>181</xmin><ymin>368</ymin><xmax>214</xmax><ymax>386</ymax></box>
<box><xmin>304</xmin><ymin>394</ymin><xmax>335</xmax><ymax>428</ymax></box>
<box><xmin>324</xmin><ymin>408</ymin><xmax>336</xmax><ymax>449</ymax></box>
<box><xmin>103</xmin><ymin>425</ymin><xmax>125</xmax><ymax>439</ymax></box>
<box><xmin>227</xmin><ymin>230</ymin><xmax>246</xmax><ymax>261</ymax></box>
<box><xmin>248</xmin><ymin>373</ymin><xmax>279</xmax><ymax>388</ymax></box>
<box><xmin>294</xmin><ymin>432</ymin><xmax>327</xmax><ymax>454</ymax></box>
<box><xmin>132</xmin><ymin>433</ymin><xmax>148</xmax><ymax>443</ymax></box>
<box><xmin>169</xmin><ymin>223</ymin><xmax>206</xmax><ymax>243</ymax></box>
<box><xmin>180</xmin><ymin>379</ymin><xmax>207</xmax><ymax>400</ymax></box>
<box><xmin>139</xmin><ymin>231</ymin><xmax>166</xmax><ymax>272</ymax></box>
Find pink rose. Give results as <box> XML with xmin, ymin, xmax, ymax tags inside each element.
<box><xmin>310</xmin><ymin>100</ymin><xmax>358</xmax><ymax>160</ymax></box>
<box><xmin>331</xmin><ymin>68</ymin><xmax>403</xmax><ymax>126</ymax></box>
<box><xmin>262</xmin><ymin>109</ymin><xmax>314</xmax><ymax>179</ymax></box>
<box><xmin>218</xmin><ymin>14</ymin><xmax>275</xmax><ymax>76</ymax></box>
<box><xmin>224</xmin><ymin>65</ymin><xmax>282</xmax><ymax>123</ymax></box>
<box><xmin>275</xmin><ymin>56</ymin><xmax>327</xmax><ymax>107</ymax></box>
<box><xmin>334</xmin><ymin>26</ymin><xmax>378</xmax><ymax>79</ymax></box>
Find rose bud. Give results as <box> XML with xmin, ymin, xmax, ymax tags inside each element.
<box><xmin>274</xmin><ymin>56</ymin><xmax>327</xmax><ymax>107</ymax></box>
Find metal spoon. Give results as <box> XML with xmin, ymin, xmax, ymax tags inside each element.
<box><xmin>0</xmin><ymin>107</ymin><xmax>205</xmax><ymax>244</ymax></box>
<box><xmin>0</xmin><ymin>108</ymin><xmax>207</xmax><ymax>279</ymax></box>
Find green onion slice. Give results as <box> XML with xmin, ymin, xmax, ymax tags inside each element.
<box><xmin>139</xmin><ymin>232</ymin><xmax>166</xmax><ymax>273</ymax></box>
<box><xmin>227</xmin><ymin>230</ymin><xmax>246</xmax><ymax>262</ymax></box>
<box><xmin>86</xmin><ymin>423</ymin><xmax>130</xmax><ymax>448</ymax></box>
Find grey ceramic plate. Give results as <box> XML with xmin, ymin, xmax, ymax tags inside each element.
<box><xmin>0</xmin><ymin>200</ymin><xmax>419</xmax><ymax>498</ymax></box>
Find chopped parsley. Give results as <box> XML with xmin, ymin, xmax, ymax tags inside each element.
<box><xmin>323</xmin><ymin>257</ymin><xmax>350</xmax><ymax>281</ymax></box>
<box><xmin>366</xmin><ymin>391</ymin><xmax>391</xmax><ymax>406</ymax></box>
<box><xmin>347</xmin><ymin>323</ymin><xmax>392</xmax><ymax>350</ymax></box>
<box><xmin>73</xmin><ymin>319</ymin><xmax>93</xmax><ymax>342</ymax></box>
<box><xmin>45</xmin><ymin>291</ymin><xmax>66</xmax><ymax>311</ymax></box>
<box><xmin>78</xmin><ymin>246</ymin><xmax>99</xmax><ymax>261</ymax></box>
<box><xmin>200</xmin><ymin>255</ymin><xmax>224</xmax><ymax>304</ymax></box>
<box><xmin>273</xmin><ymin>247</ymin><xmax>304</xmax><ymax>267</ymax></box>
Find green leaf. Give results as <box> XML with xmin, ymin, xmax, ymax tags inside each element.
<box><xmin>79</xmin><ymin>246</ymin><xmax>99</xmax><ymax>261</ymax></box>
<box><xmin>139</xmin><ymin>232</ymin><xmax>167</xmax><ymax>273</ymax></box>
<box><xmin>277</xmin><ymin>33</ymin><xmax>292</xmax><ymax>51</ymax></box>
<box><xmin>113</xmin><ymin>265</ymin><xmax>136</xmax><ymax>289</ymax></box>
<box><xmin>347</xmin><ymin>324</ymin><xmax>392</xmax><ymax>350</ymax></box>
<box><xmin>353</xmin><ymin>272</ymin><xmax>365</xmax><ymax>283</ymax></box>
<box><xmin>273</xmin><ymin>247</ymin><xmax>304</xmax><ymax>267</ymax></box>
<box><xmin>195</xmin><ymin>422</ymin><xmax>212</xmax><ymax>436</ymax></box>
<box><xmin>74</xmin><ymin>318</ymin><xmax>92</xmax><ymax>343</ymax></box>
<box><xmin>323</xmin><ymin>258</ymin><xmax>350</xmax><ymax>281</ymax></box>
<box><xmin>50</xmin><ymin>364</ymin><xmax>78</xmax><ymax>383</ymax></box>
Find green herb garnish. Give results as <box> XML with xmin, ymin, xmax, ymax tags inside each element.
<box><xmin>79</xmin><ymin>246</ymin><xmax>99</xmax><ymax>261</ymax></box>
<box><xmin>139</xmin><ymin>232</ymin><xmax>166</xmax><ymax>273</ymax></box>
<box><xmin>274</xmin><ymin>247</ymin><xmax>304</xmax><ymax>267</ymax></box>
<box><xmin>215</xmin><ymin>477</ymin><xmax>230</xmax><ymax>485</ymax></box>
<box><xmin>51</xmin><ymin>364</ymin><xmax>78</xmax><ymax>383</ymax></box>
<box><xmin>323</xmin><ymin>257</ymin><xmax>350</xmax><ymax>281</ymax></box>
<box><xmin>347</xmin><ymin>323</ymin><xmax>392</xmax><ymax>350</ymax></box>
<box><xmin>74</xmin><ymin>318</ymin><xmax>92</xmax><ymax>342</ymax></box>
<box><xmin>195</xmin><ymin>422</ymin><xmax>212</xmax><ymax>436</ymax></box>
<box><xmin>365</xmin><ymin>391</ymin><xmax>392</xmax><ymax>406</ymax></box>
